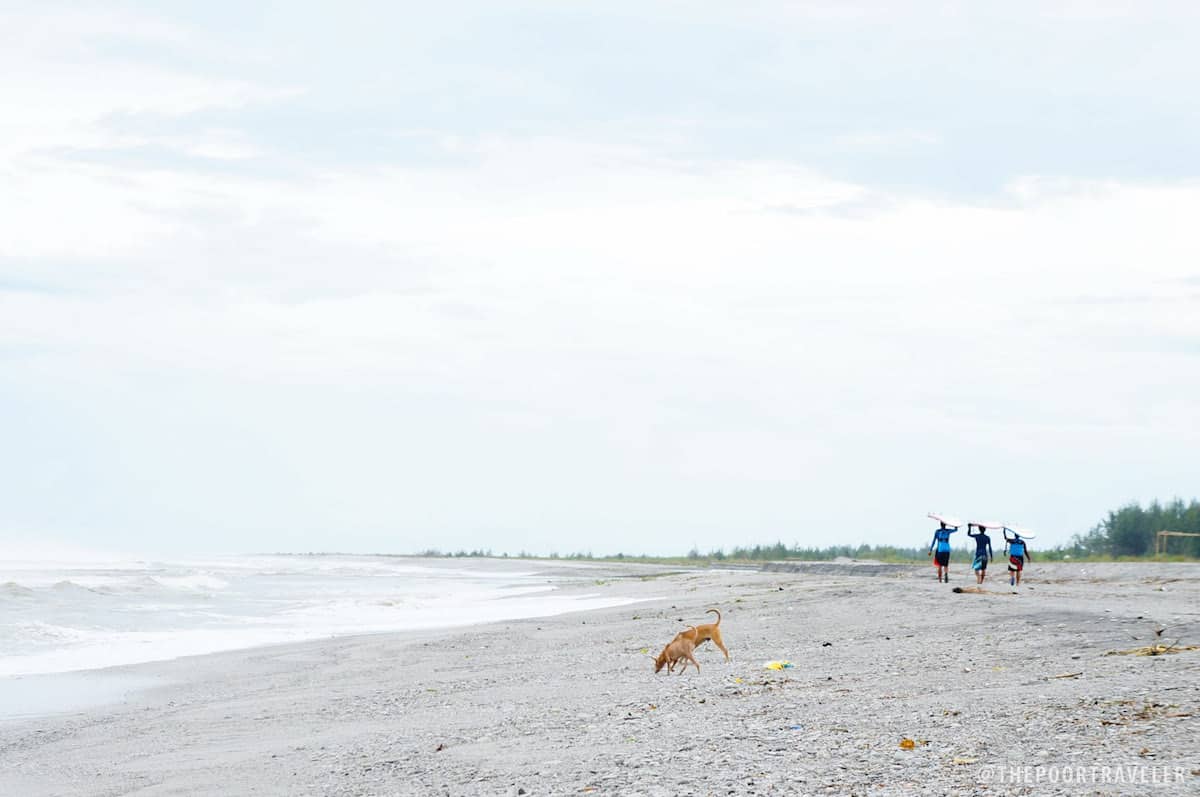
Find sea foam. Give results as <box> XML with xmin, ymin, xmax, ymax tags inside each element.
<box><xmin>0</xmin><ymin>554</ymin><xmax>636</xmax><ymax>678</ymax></box>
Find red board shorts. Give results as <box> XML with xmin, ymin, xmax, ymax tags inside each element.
<box><xmin>1009</xmin><ymin>554</ymin><xmax>1025</xmax><ymax>572</ymax></box>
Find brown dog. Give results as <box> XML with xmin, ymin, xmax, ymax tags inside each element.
<box><xmin>674</xmin><ymin>608</ymin><xmax>729</xmax><ymax>662</ymax></box>
<box><xmin>654</xmin><ymin>628</ymin><xmax>700</xmax><ymax>674</ymax></box>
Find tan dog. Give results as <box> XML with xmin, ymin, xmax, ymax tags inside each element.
<box><xmin>654</xmin><ymin>627</ymin><xmax>700</xmax><ymax>674</ymax></box>
<box><xmin>674</xmin><ymin>608</ymin><xmax>729</xmax><ymax>662</ymax></box>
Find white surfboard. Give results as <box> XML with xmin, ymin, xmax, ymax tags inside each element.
<box><xmin>927</xmin><ymin>512</ymin><xmax>963</xmax><ymax>528</ymax></box>
<box><xmin>1003</xmin><ymin>525</ymin><xmax>1036</xmax><ymax>539</ymax></box>
<box><xmin>968</xmin><ymin>520</ymin><xmax>1003</xmax><ymax>530</ymax></box>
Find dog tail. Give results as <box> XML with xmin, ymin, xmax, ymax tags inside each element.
<box><xmin>706</xmin><ymin>608</ymin><xmax>721</xmax><ymax>625</ymax></box>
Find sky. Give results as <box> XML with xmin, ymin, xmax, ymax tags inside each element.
<box><xmin>2</xmin><ymin>1</ymin><xmax>1199</xmax><ymax>557</ymax></box>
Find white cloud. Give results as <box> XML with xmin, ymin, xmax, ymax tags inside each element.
<box><xmin>3</xmin><ymin>2</ymin><xmax>1200</xmax><ymax>555</ymax></box>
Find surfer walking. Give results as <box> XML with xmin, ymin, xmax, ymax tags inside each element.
<box><xmin>1003</xmin><ymin>528</ymin><xmax>1032</xmax><ymax>587</ymax></box>
<box><xmin>967</xmin><ymin>524</ymin><xmax>993</xmax><ymax>584</ymax></box>
<box><xmin>928</xmin><ymin>521</ymin><xmax>958</xmax><ymax>583</ymax></box>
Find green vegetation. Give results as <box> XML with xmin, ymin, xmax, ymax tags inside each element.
<box><xmin>407</xmin><ymin>499</ymin><xmax>1200</xmax><ymax>564</ymax></box>
<box><xmin>411</xmin><ymin>543</ymin><xmax>929</xmax><ymax>565</ymax></box>
<box><xmin>690</xmin><ymin>543</ymin><xmax>926</xmax><ymax>563</ymax></box>
<box><xmin>1065</xmin><ymin>499</ymin><xmax>1200</xmax><ymax>558</ymax></box>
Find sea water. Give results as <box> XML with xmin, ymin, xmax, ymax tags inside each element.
<box><xmin>0</xmin><ymin>554</ymin><xmax>636</xmax><ymax>679</ymax></box>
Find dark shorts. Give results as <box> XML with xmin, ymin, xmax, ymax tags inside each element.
<box><xmin>1009</xmin><ymin>555</ymin><xmax>1024</xmax><ymax>572</ymax></box>
<box><xmin>935</xmin><ymin>551</ymin><xmax>950</xmax><ymax>567</ymax></box>
<box><xmin>973</xmin><ymin>554</ymin><xmax>988</xmax><ymax>571</ymax></box>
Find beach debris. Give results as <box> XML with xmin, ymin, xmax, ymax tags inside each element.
<box><xmin>435</xmin><ymin>743</ymin><xmax>446</xmax><ymax>752</ymax></box>
<box><xmin>733</xmin><ymin>677</ymin><xmax>744</xmax><ymax>684</ymax></box>
<box><xmin>1105</xmin><ymin>643</ymin><xmax>1199</xmax><ymax>657</ymax></box>
<box><xmin>952</xmin><ymin>757</ymin><xmax>978</xmax><ymax>765</ymax></box>
<box><xmin>899</xmin><ymin>738</ymin><xmax>915</xmax><ymax>750</ymax></box>
<box><xmin>1100</xmin><ymin>701</ymin><xmax>1193</xmax><ymax>725</ymax></box>
<box><xmin>763</xmin><ymin>660</ymin><xmax>794</xmax><ymax>670</ymax></box>
<box><xmin>1051</xmin><ymin>672</ymin><xmax>1083</xmax><ymax>679</ymax></box>
<box><xmin>821</xmin><ymin>642</ymin><xmax>832</xmax><ymax>647</ymax></box>
<box><xmin>951</xmin><ymin>586</ymin><xmax>1014</xmax><ymax>595</ymax></box>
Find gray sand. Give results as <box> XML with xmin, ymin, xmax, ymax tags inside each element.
<box><xmin>1</xmin><ymin>561</ymin><xmax>1198</xmax><ymax>796</ymax></box>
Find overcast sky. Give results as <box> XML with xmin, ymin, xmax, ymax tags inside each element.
<box><xmin>3</xmin><ymin>1</ymin><xmax>1199</xmax><ymax>557</ymax></box>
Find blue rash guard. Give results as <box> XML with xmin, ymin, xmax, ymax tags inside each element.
<box><xmin>1009</xmin><ymin>539</ymin><xmax>1026</xmax><ymax>558</ymax></box>
<box><xmin>930</xmin><ymin>527</ymin><xmax>956</xmax><ymax>553</ymax></box>
<box><xmin>931</xmin><ymin>525</ymin><xmax>950</xmax><ymax>552</ymax></box>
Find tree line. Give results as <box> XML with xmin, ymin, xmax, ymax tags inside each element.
<box><xmin>407</xmin><ymin>498</ymin><xmax>1200</xmax><ymax>561</ymax></box>
<box><xmin>1065</xmin><ymin>499</ymin><xmax>1200</xmax><ymax>558</ymax></box>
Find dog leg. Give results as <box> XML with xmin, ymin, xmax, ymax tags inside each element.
<box><xmin>711</xmin><ymin>629</ymin><xmax>731</xmax><ymax>662</ymax></box>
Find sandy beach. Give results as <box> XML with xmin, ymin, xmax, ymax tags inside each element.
<box><xmin>1</xmin><ymin>560</ymin><xmax>1198</xmax><ymax>796</ymax></box>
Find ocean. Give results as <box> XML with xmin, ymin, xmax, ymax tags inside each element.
<box><xmin>0</xmin><ymin>554</ymin><xmax>638</xmax><ymax>679</ymax></box>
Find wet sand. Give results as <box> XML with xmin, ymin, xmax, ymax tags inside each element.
<box><xmin>1</xmin><ymin>561</ymin><xmax>1197</xmax><ymax>795</ymax></box>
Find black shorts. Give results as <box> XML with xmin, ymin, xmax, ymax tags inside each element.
<box><xmin>935</xmin><ymin>551</ymin><xmax>950</xmax><ymax>567</ymax></box>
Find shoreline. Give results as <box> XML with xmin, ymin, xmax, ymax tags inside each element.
<box><xmin>0</xmin><ymin>556</ymin><xmax>686</xmax><ymax>684</ymax></box>
<box><xmin>1</xmin><ymin>562</ymin><xmax>1198</xmax><ymax>795</ymax></box>
<box><xmin>0</xmin><ymin>558</ymin><xmax>687</xmax><ymax>717</ymax></box>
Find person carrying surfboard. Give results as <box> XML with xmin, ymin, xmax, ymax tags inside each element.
<box><xmin>1003</xmin><ymin>528</ymin><xmax>1032</xmax><ymax>587</ymax></box>
<box><xmin>967</xmin><ymin>523</ymin><xmax>994</xmax><ymax>584</ymax></box>
<box><xmin>927</xmin><ymin>521</ymin><xmax>958</xmax><ymax>583</ymax></box>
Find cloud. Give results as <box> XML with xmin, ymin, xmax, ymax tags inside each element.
<box><xmin>830</xmin><ymin>130</ymin><xmax>941</xmax><ymax>154</ymax></box>
<box><xmin>3</xmin><ymin>2</ymin><xmax>1200</xmax><ymax>555</ymax></box>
